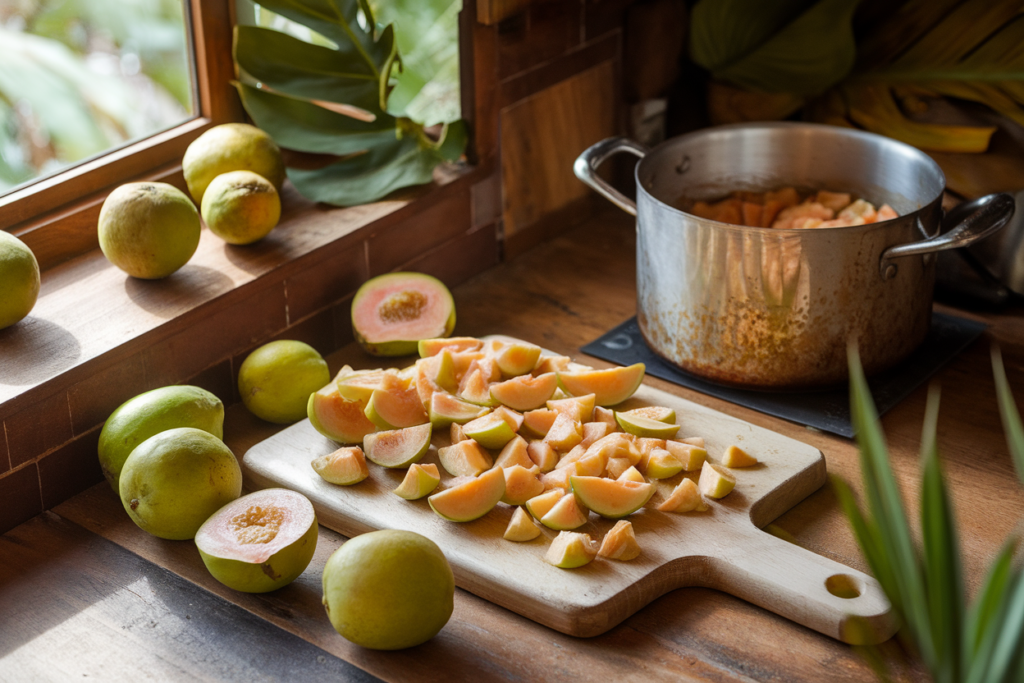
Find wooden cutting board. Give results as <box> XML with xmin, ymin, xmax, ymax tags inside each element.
<box><xmin>242</xmin><ymin>342</ymin><xmax>895</xmax><ymax>644</ymax></box>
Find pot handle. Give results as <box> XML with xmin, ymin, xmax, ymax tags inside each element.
<box><xmin>574</xmin><ymin>137</ymin><xmax>649</xmax><ymax>217</ymax></box>
<box><xmin>879</xmin><ymin>192</ymin><xmax>1015</xmax><ymax>280</ymax></box>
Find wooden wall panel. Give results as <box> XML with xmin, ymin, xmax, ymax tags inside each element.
<box><xmin>500</xmin><ymin>61</ymin><xmax>616</xmax><ymax>243</ymax></box>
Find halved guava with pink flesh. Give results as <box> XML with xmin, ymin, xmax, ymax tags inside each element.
<box><xmin>307</xmin><ymin>384</ymin><xmax>377</xmax><ymax>444</ymax></box>
<box><xmin>570</xmin><ymin>476</ymin><xmax>654</xmax><ymax>518</ymax></box>
<box><xmin>428</xmin><ymin>467</ymin><xmax>505</xmax><ymax>522</ymax></box>
<box><xmin>363</xmin><ymin>423</ymin><xmax>432</xmax><ymax>468</ymax></box>
<box><xmin>558</xmin><ymin>363</ymin><xmax>645</xmax><ymax>406</ymax></box>
<box><xmin>195</xmin><ymin>488</ymin><xmax>317</xmax><ymax>593</ymax></box>
<box><xmin>490</xmin><ymin>373</ymin><xmax>558</xmax><ymax>411</ymax></box>
<box><xmin>351</xmin><ymin>272</ymin><xmax>456</xmax><ymax>357</ymax></box>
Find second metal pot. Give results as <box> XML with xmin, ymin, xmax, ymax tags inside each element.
<box><xmin>576</xmin><ymin>123</ymin><xmax>1013</xmax><ymax>389</ymax></box>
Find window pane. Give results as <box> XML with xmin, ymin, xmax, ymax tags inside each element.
<box><xmin>0</xmin><ymin>0</ymin><xmax>196</xmax><ymax>196</ymax></box>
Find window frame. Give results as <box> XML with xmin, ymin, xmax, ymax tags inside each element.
<box><xmin>1</xmin><ymin>0</ymin><xmax>243</xmax><ymax>268</ymax></box>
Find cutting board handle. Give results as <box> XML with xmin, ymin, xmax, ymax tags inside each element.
<box><xmin>705</xmin><ymin>523</ymin><xmax>897</xmax><ymax>645</ymax></box>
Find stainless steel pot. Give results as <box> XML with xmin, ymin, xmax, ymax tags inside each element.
<box><xmin>575</xmin><ymin>123</ymin><xmax>1014</xmax><ymax>389</ymax></box>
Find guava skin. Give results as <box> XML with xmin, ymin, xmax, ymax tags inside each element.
<box><xmin>238</xmin><ymin>340</ymin><xmax>330</xmax><ymax>424</ymax></box>
<box><xmin>0</xmin><ymin>231</ymin><xmax>40</xmax><ymax>330</ymax></box>
<box><xmin>201</xmin><ymin>170</ymin><xmax>281</xmax><ymax>245</ymax></box>
<box><xmin>98</xmin><ymin>385</ymin><xmax>224</xmax><ymax>493</ymax></box>
<box><xmin>183</xmin><ymin>123</ymin><xmax>285</xmax><ymax>205</ymax></box>
<box><xmin>119</xmin><ymin>427</ymin><xmax>242</xmax><ymax>540</ymax></box>
<box><xmin>322</xmin><ymin>530</ymin><xmax>454</xmax><ymax>650</ymax></box>
<box><xmin>197</xmin><ymin>514</ymin><xmax>318</xmax><ymax>593</ymax></box>
<box><xmin>98</xmin><ymin>182</ymin><xmax>201</xmax><ymax>279</ymax></box>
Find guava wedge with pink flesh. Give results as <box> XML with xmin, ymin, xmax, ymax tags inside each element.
<box><xmin>363</xmin><ymin>423</ymin><xmax>432</xmax><ymax>468</ymax></box>
<box><xmin>490</xmin><ymin>373</ymin><xmax>558</xmax><ymax>411</ymax></box>
<box><xmin>364</xmin><ymin>371</ymin><xmax>428</xmax><ymax>429</ymax></box>
<box><xmin>418</xmin><ymin>337</ymin><xmax>482</xmax><ymax>357</ymax></box>
<box><xmin>429</xmin><ymin>392</ymin><xmax>489</xmax><ymax>428</ymax></box>
<box><xmin>598</xmin><ymin>520</ymin><xmax>641</xmax><ymax>560</ymax></box>
<box><xmin>570</xmin><ymin>476</ymin><xmax>654</xmax><ymax>518</ymax></box>
<box><xmin>428</xmin><ymin>467</ymin><xmax>506</xmax><ymax>522</ymax></box>
<box><xmin>195</xmin><ymin>488</ymin><xmax>317</xmax><ymax>593</ymax></box>
<box><xmin>307</xmin><ymin>384</ymin><xmax>377</xmax><ymax>444</ymax></box>
<box><xmin>351</xmin><ymin>272</ymin><xmax>456</xmax><ymax>357</ymax></box>
<box><xmin>557</xmin><ymin>363</ymin><xmax>645</xmax><ymax>406</ymax></box>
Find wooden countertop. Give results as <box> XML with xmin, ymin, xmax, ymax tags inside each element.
<box><xmin>3</xmin><ymin>207</ymin><xmax>1022</xmax><ymax>682</ymax></box>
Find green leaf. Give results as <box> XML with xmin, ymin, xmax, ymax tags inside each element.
<box><xmin>245</xmin><ymin>0</ymin><xmax>388</xmax><ymax>75</ymax></box>
<box><xmin>848</xmin><ymin>343</ymin><xmax>936</xmax><ymax>668</ymax></box>
<box><xmin>286</xmin><ymin>135</ymin><xmax>441</xmax><ymax>206</ymax></box>
<box><xmin>966</xmin><ymin>570</ymin><xmax>1024</xmax><ymax>683</ymax></box>
<box><xmin>690</xmin><ymin>0</ymin><xmax>811</xmax><ymax>73</ymax></box>
<box><xmin>919</xmin><ymin>386</ymin><xmax>965</xmax><ymax>683</ymax></box>
<box><xmin>693</xmin><ymin>0</ymin><xmax>861</xmax><ymax>95</ymax></box>
<box><xmin>369</xmin><ymin>0</ymin><xmax>462</xmax><ymax>125</ymax></box>
<box><xmin>964</xmin><ymin>539</ymin><xmax>1017</xmax><ymax>661</ymax></box>
<box><xmin>235</xmin><ymin>25</ymin><xmax>381</xmax><ymax>111</ymax></box>
<box><xmin>992</xmin><ymin>346</ymin><xmax>1024</xmax><ymax>486</ymax></box>
<box><xmin>235</xmin><ymin>82</ymin><xmax>397</xmax><ymax>156</ymax></box>
<box><xmin>235</xmin><ymin>0</ymin><xmax>466</xmax><ymax>207</ymax></box>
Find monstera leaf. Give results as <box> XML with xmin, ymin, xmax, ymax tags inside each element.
<box><xmin>234</xmin><ymin>0</ymin><xmax>466</xmax><ymax>206</ymax></box>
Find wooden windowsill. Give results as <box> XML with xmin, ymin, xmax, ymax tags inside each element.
<box><xmin>0</xmin><ymin>161</ymin><xmax>488</xmax><ymax>446</ymax></box>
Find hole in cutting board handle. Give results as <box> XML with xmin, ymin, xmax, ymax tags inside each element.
<box><xmin>825</xmin><ymin>573</ymin><xmax>863</xmax><ymax>599</ymax></box>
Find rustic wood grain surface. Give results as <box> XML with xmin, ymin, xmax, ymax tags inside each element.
<box><xmin>7</xmin><ymin>207</ymin><xmax>1024</xmax><ymax>681</ymax></box>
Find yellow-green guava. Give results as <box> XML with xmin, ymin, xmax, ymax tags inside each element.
<box><xmin>0</xmin><ymin>231</ymin><xmax>40</xmax><ymax>330</ymax></box>
<box><xmin>98</xmin><ymin>182</ymin><xmax>201</xmax><ymax>279</ymax></box>
<box><xmin>322</xmin><ymin>530</ymin><xmax>454</xmax><ymax>649</ymax></box>
<box><xmin>119</xmin><ymin>427</ymin><xmax>242</xmax><ymax>540</ymax></box>
<box><xmin>238</xmin><ymin>340</ymin><xmax>330</xmax><ymax>423</ymax></box>
<box><xmin>201</xmin><ymin>170</ymin><xmax>281</xmax><ymax>245</ymax></box>
<box><xmin>98</xmin><ymin>385</ymin><xmax>224</xmax><ymax>492</ymax></box>
<box><xmin>183</xmin><ymin>123</ymin><xmax>285</xmax><ymax>205</ymax></box>
<box><xmin>195</xmin><ymin>488</ymin><xmax>317</xmax><ymax>593</ymax></box>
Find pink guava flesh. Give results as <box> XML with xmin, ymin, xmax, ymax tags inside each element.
<box><xmin>195</xmin><ymin>488</ymin><xmax>315</xmax><ymax>564</ymax></box>
<box><xmin>352</xmin><ymin>274</ymin><xmax>454</xmax><ymax>344</ymax></box>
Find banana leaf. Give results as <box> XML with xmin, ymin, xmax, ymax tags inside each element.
<box><xmin>235</xmin><ymin>0</ymin><xmax>466</xmax><ymax>206</ymax></box>
<box><xmin>691</xmin><ymin>0</ymin><xmax>860</xmax><ymax>95</ymax></box>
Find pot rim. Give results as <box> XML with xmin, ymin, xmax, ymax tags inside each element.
<box><xmin>633</xmin><ymin>121</ymin><xmax>947</xmax><ymax>234</ymax></box>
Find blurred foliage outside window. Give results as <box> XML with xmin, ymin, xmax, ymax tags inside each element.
<box><xmin>0</xmin><ymin>0</ymin><xmax>194</xmax><ymax>196</ymax></box>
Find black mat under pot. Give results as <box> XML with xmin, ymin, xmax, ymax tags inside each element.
<box><xmin>580</xmin><ymin>313</ymin><xmax>987</xmax><ymax>438</ymax></box>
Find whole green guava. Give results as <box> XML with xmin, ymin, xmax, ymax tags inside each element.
<box><xmin>0</xmin><ymin>231</ymin><xmax>40</xmax><ymax>330</ymax></box>
<box><xmin>98</xmin><ymin>385</ymin><xmax>224</xmax><ymax>493</ymax></box>
<box><xmin>238</xmin><ymin>340</ymin><xmax>330</xmax><ymax>424</ymax></box>
<box><xmin>98</xmin><ymin>182</ymin><xmax>201</xmax><ymax>279</ymax></box>
<box><xmin>119</xmin><ymin>427</ymin><xmax>242</xmax><ymax>540</ymax></box>
<box><xmin>201</xmin><ymin>170</ymin><xmax>281</xmax><ymax>245</ymax></box>
<box><xmin>183</xmin><ymin>123</ymin><xmax>285</xmax><ymax>206</ymax></box>
<box><xmin>322</xmin><ymin>529</ymin><xmax>455</xmax><ymax>650</ymax></box>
